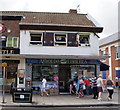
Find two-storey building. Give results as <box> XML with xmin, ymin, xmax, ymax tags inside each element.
<box><xmin>1</xmin><ymin>10</ymin><xmax>107</xmax><ymax>93</ymax></box>
<box><xmin>99</xmin><ymin>32</ymin><xmax>120</xmax><ymax>84</ymax></box>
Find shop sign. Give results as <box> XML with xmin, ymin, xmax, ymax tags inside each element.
<box><xmin>26</xmin><ymin>58</ymin><xmax>98</xmax><ymax>64</ymax></box>
<box><xmin>2</xmin><ymin>62</ymin><xmax>7</xmax><ymax>67</ymax></box>
<box><xmin>0</xmin><ymin>24</ymin><xmax>5</xmax><ymax>33</ymax></box>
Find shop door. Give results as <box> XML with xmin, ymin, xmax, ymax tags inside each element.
<box><xmin>6</xmin><ymin>64</ymin><xmax>18</xmax><ymax>92</ymax></box>
<box><xmin>59</xmin><ymin>65</ymin><xmax>71</xmax><ymax>93</ymax></box>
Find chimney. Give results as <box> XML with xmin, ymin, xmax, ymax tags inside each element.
<box><xmin>69</xmin><ymin>9</ymin><xmax>77</xmax><ymax>14</ymax></box>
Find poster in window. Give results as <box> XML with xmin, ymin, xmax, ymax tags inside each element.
<box><xmin>18</xmin><ymin>69</ymin><xmax>25</xmax><ymax>78</ymax></box>
<box><xmin>18</xmin><ymin>69</ymin><xmax>25</xmax><ymax>84</ymax></box>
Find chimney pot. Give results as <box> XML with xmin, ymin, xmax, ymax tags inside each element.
<box><xmin>69</xmin><ymin>9</ymin><xmax>77</xmax><ymax>14</ymax></box>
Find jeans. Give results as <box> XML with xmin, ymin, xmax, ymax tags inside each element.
<box><xmin>86</xmin><ymin>85</ymin><xmax>90</xmax><ymax>95</ymax></box>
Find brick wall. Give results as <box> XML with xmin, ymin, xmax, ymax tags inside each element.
<box><xmin>2</xmin><ymin>20</ymin><xmax>20</xmax><ymax>37</ymax></box>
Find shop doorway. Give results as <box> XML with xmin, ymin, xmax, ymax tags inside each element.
<box><xmin>59</xmin><ymin>65</ymin><xmax>71</xmax><ymax>93</ymax></box>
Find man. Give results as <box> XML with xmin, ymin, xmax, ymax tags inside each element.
<box><xmin>91</xmin><ymin>74</ymin><xmax>98</xmax><ymax>99</ymax></box>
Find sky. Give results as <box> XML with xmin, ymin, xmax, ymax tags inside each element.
<box><xmin>0</xmin><ymin>0</ymin><xmax>119</xmax><ymax>39</ymax></box>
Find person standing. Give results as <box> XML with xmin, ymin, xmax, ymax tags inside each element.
<box><xmin>76</xmin><ymin>77</ymin><xmax>84</xmax><ymax>98</ymax></box>
<box><xmin>84</xmin><ymin>78</ymin><xmax>90</xmax><ymax>95</ymax></box>
<box><xmin>41</xmin><ymin>76</ymin><xmax>49</xmax><ymax>96</ymax></box>
<box><xmin>68</xmin><ymin>78</ymin><xmax>74</xmax><ymax>94</ymax></box>
<box><xmin>91</xmin><ymin>74</ymin><xmax>98</xmax><ymax>99</ymax></box>
<box><xmin>97</xmin><ymin>74</ymin><xmax>104</xmax><ymax>101</ymax></box>
<box><xmin>105</xmin><ymin>76</ymin><xmax>115</xmax><ymax>101</ymax></box>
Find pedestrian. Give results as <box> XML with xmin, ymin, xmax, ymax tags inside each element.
<box><xmin>76</xmin><ymin>77</ymin><xmax>84</xmax><ymax>98</ymax></box>
<box><xmin>68</xmin><ymin>78</ymin><xmax>74</xmax><ymax>94</ymax></box>
<box><xmin>10</xmin><ymin>81</ymin><xmax>15</xmax><ymax>94</ymax></box>
<box><xmin>84</xmin><ymin>78</ymin><xmax>90</xmax><ymax>95</ymax></box>
<box><xmin>116</xmin><ymin>76</ymin><xmax>118</xmax><ymax>87</ymax></box>
<box><xmin>91</xmin><ymin>74</ymin><xmax>98</xmax><ymax>99</ymax></box>
<box><xmin>105</xmin><ymin>76</ymin><xmax>115</xmax><ymax>101</ymax></box>
<box><xmin>41</xmin><ymin>76</ymin><xmax>49</xmax><ymax>96</ymax></box>
<box><xmin>97</xmin><ymin>74</ymin><xmax>104</xmax><ymax>101</ymax></box>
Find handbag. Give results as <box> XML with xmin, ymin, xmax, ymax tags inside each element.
<box><xmin>83</xmin><ymin>85</ymin><xmax>86</xmax><ymax>90</ymax></box>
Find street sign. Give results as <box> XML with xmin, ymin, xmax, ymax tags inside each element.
<box><xmin>2</xmin><ymin>63</ymin><xmax>7</xmax><ymax>67</ymax></box>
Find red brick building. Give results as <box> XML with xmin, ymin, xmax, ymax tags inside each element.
<box><xmin>99</xmin><ymin>32</ymin><xmax>120</xmax><ymax>83</ymax></box>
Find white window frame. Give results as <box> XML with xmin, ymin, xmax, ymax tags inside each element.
<box><xmin>6</xmin><ymin>37</ymin><xmax>19</xmax><ymax>48</ymax></box>
<box><xmin>116</xmin><ymin>46</ymin><xmax>120</xmax><ymax>59</ymax></box>
<box><xmin>54</xmin><ymin>33</ymin><xmax>67</xmax><ymax>46</ymax></box>
<box><xmin>30</xmin><ymin>33</ymin><xmax>43</xmax><ymax>45</ymax></box>
<box><xmin>77</xmin><ymin>34</ymin><xmax>90</xmax><ymax>46</ymax></box>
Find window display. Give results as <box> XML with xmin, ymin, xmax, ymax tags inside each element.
<box><xmin>32</xmin><ymin>64</ymin><xmax>59</xmax><ymax>90</ymax></box>
<box><xmin>71</xmin><ymin>65</ymin><xmax>95</xmax><ymax>79</ymax></box>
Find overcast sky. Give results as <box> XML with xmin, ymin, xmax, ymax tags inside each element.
<box><xmin>0</xmin><ymin>0</ymin><xmax>119</xmax><ymax>39</ymax></box>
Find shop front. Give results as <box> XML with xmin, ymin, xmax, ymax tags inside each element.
<box><xmin>1</xmin><ymin>60</ymin><xmax>19</xmax><ymax>92</ymax></box>
<box><xmin>26</xmin><ymin>58</ymin><xmax>99</xmax><ymax>94</ymax></box>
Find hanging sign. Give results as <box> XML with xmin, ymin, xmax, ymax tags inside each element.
<box><xmin>0</xmin><ymin>24</ymin><xmax>5</xmax><ymax>33</ymax></box>
<box><xmin>2</xmin><ymin>62</ymin><xmax>7</xmax><ymax>67</ymax></box>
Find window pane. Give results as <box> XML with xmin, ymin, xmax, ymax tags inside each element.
<box><xmin>116</xmin><ymin>46</ymin><xmax>120</xmax><ymax>58</ymax></box>
<box><xmin>13</xmin><ymin>38</ymin><xmax>17</xmax><ymax>47</ymax></box>
<box><xmin>7</xmin><ymin>37</ymin><xmax>12</xmax><ymax>47</ymax></box>
<box><xmin>79</xmin><ymin>35</ymin><xmax>89</xmax><ymax>44</ymax></box>
<box><xmin>31</xmin><ymin>34</ymin><xmax>42</xmax><ymax>41</ymax></box>
<box><xmin>55</xmin><ymin>35</ymin><xmax>66</xmax><ymax>42</ymax></box>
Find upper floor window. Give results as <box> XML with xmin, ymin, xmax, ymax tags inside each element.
<box><xmin>7</xmin><ymin>37</ymin><xmax>19</xmax><ymax>48</ymax></box>
<box><xmin>30</xmin><ymin>33</ymin><xmax>43</xmax><ymax>45</ymax></box>
<box><xmin>101</xmin><ymin>50</ymin><xmax>106</xmax><ymax>56</ymax></box>
<box><xmin>116</xmin><ymin>46</ymin><xmax>120</xmax><ymax>59</ymax></box>
<box><xmin>77</xmin><ymin>34</ymin><xmax>90</xmax><ymax>46</ymax></box>
<box><xmin>54</xmin><ymin>33</ymin><xmax>67</xmax><ymax>46</ymax></box>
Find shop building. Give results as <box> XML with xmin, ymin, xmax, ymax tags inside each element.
<box><xmin>1</xmin><ymin>10</ymin><xmax>107</xmax><ymax>94</ymax></box>
<box><xmin>99</xmin><ymin>32</ymin><xmax>120</xmax><ymax>83</ymax></box>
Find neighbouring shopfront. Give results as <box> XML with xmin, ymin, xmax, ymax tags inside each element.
<box><xmin>26</xmin><ymin>58</ymin><xmax>99</xmax><ymax>94</ymax></box>
<box><xmin>1</xmin><ymin>60</ymin><xmax>19</xmax><ymax>92</ymax></box>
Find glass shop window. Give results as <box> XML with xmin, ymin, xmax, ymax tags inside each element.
<box><xmin>32</xmin><ymin>65</ymin><xmax>58</xmax><ymax>82</ymax></box>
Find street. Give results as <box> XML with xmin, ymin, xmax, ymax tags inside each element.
<box><xmin>1</xmin><ymin>106</ymin><xmax>119</xmax><ymax>110</ymax></box>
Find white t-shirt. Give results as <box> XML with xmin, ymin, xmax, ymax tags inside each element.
<box><xmin>97</xmin><ymin>77</ymin><xmax>103</xmax><ymax>87</ymax></box>
<box><xmin>42</xmin><ymin>78</ymin><xmax>47</xmax><ymax>88</ymax></box>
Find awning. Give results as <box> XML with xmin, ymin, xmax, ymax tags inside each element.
<box><xmin>97</xmin><ymin>60</ymin><xmax>109</xmax><ymax>71</ymax></box>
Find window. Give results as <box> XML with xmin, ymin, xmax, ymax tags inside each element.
<box><xmin>7</xmin><ymin>37</ymin><xmax>19</xmax><ymax>48</ymax></box>
<box><xmin>30</xmin><ymin>33</ymin><xmax>43</xmax><ymax>45</ymax></box>
<box><xmin>102</xmin><ymin>50</ymin><xmax>106</xmax><ymax>56</ymax></box>
<box><xmin>102</xmin><ymin>71</ymin><xmax>106</xmax><ymax>80</ymax></box>
<box><xmin>54</xmin><ymin>34</ymin><xmax>67</xmax><ymax>46</ymax></box>
<box><xmin>77</xmin><ymin>34</ymin><xmax>90</xmax><ymax>46</ymax></box>
<box><xmin>116</xmin><ymin>46</ymin><xmax>120</xmax><ymax>59</ymax></box>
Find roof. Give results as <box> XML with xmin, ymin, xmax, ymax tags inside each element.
<box><xmin>99</xmin><ymin>32</ymin><xmax>120</xmax><ymax>46</ymax></box>
<box><xmin>1</xmin><ymin>11</ymin><xmax>97</xmax><ymax>27</ymax></box>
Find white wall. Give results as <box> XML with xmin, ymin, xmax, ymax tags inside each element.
<box><xmin>20</xmin><ymin>31</ymin><xmax>99</xmax><ymax>56</ymax></box>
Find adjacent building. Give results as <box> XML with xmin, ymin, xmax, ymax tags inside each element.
<box><xmin>1</xmin><ymin>10</ymin><xmax>106</xmax><ymax>94</ymax></box>
<box><xmin>99</xmin><ymin>32</ymin><xmax>120</xmax><ymax>83</ymax></box>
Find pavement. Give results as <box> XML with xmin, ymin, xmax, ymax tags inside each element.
<box><xmin>0</xmin><ymin>88</ymin><xmax>119</xmax><ymax>108</ymax></box>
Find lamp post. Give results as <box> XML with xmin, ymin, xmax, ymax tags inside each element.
<box><xmin>2</xmin><ymin>62</ymin><xmax>7</xmax><ymax>103</ymax></box>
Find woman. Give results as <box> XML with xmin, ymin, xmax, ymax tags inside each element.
<box><xmin>97</xmin><ymin>74</ymin><xmax>104</xmax><ymax>101</ymax></box>
<box><xmin>106</xmin><ymin>76</ymin><xmax>115</xmax><ymax>101</ymax></box>
<box><xmin>68</xmin><ymin>78</ymin><xmax>74</xmax><ymax>94</ymax></box>
<box><xmin>76</xmin><ymin>77</ymin><xmax>84</xmax><ymax>98</ymax></box>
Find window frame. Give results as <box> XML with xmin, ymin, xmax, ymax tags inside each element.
<box><xmin>6</xmin><ymin>37</ymin><xmax>19</xmax><ymax>48</ymax></box>
<box><xmin>54</xmin><ymin>33</ymin><xmax>67</xmax><ymax>46</ymax></box>
<box><xmin>30</xmin><ymin>33</ymin><xmax>43</xmax><ymax>46</ymax></box>
<box><xmin>116</xmin><ymin>46</ymin><xmax>120</xmax><ymax>59</ymax></box>
<box><xmin>77</xmin><ymin>34</ymin><xmax>90</xmax><ymax>46</ymax></box>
